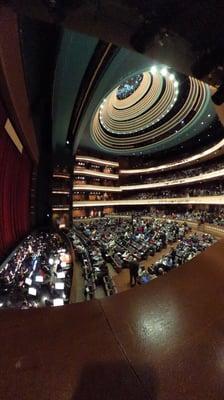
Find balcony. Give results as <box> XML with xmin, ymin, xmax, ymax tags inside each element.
<box><xmin>72</xmin><ymin>195</ymin><xmax>224</xmax><ymax>207</ymax></box>
<box><xmin>75</xmin><ymin>155</ymin><xmax>119</xmax><ymax>167</ymax></box>
<box><xmin>74</xmin><ymin>168</ymin><xmax>119</xmax><ymax>179</ymax></box>
<box><xmin>120</xmin><ymin>139</ymin><xmax>224</xmax><ymax>175</ymax></box>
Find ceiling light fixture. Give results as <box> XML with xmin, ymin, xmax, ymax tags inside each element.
<box><xmin>160</xmin><ymin>67</ymin><xmax>168</xmax><ymax>77</ymax></box>
<box><xmin>150</xmin><ymin>66</ymin><xmax>157</xmax><ymax>74</ymax></box>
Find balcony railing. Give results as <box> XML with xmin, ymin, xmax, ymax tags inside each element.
<box><xmin>72</xmin><ymin>195</ymin><xmax>224</xmax><ymax>207</ymax></box>
<box><xmin>53</xmin><ymin>174</ymin><xmax>70</xmax><ymax>179</ymax></box>
<box><xmin>52</xmin><ymin>190</ymin><xmax>70</xmax><ymax>195</ymax></box>
<box><xmin>75</xmin><ymin>155</ymin><xmax>119</xmax><ymax>167</ymax></box>
<box><xmin>73</xmin><ymin>185</ymin><xmax>121</xmax><ymax>192</ymax></box>
<box><xmin>121</xmin><ymin>168</ymin><xmax>224</xmax><ymax>190</ymax></box>
<box><xmin>73</xmin><ymin>169</ymin><xmax>119</xmax><ymax>179</ymax></box>
<box><xmin>120</xmin><ymin>139</ymin><xmax>224</xmax><ymax>175</ymax></box>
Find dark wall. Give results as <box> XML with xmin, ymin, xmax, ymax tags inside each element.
<box><xmin>19</xmin><ymin>16</ymin><xmax>61</xmax><ymax>226</ymax></box>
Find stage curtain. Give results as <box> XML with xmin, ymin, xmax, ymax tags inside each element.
<box><xmin>0</xmin><ymin>99</ymin><xmax>32</xmax><ymax>259</ymax></box>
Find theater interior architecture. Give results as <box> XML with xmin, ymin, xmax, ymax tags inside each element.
<box><xmin>2</xmin><ymin>1</ymin><xmax>224</xmax><ymax>399</ymax></box>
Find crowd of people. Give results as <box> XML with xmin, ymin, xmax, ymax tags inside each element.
<box><xmin>131</xmin><ymin>140</ymin><xmax>222</xmax><ymax>170</ymax></box>
<box><xmin>173</xmin><ymin>209</ymin><xmax>224</xmax><ymax>226</ymax></box>
<box><xmin>131</xmin><ymin>158</ymin><xmax>224</xmax><ymax>185</ymax></box>
<box><xmin>74</xmin><ymin>192</ymin><xmax>114</xmax><ymax>201</ymax></box>
<box><xmin>149</xmin><ymin>233</ymin><xmax>215</xmax><ymax>276</ymax></box>
<box><xmin>128</xmin><ymin>232</ymin><xmax>215</xmax><ymax>284</ymax></box>
<box><xmin>75</xmin><ymin>162</ymin><xmax>118</xmax><ymax>176</ymax></box>
<box><xmin>0</xmin><ymin>232</ymin><xmax>72</xmax><ymax>309</ymax></box>
<box><xmin>133</xmin><ymin>183</ymin><xmax>224</xmax><ymax>199</ymax></box>
<box><xmin>73</xmin><ymin>216</ymin><xmax>216</xmax><ymax>290</ymax></box>
<box><xmin>69</xmin><ymin>229</ymin><xmax>117</xmax><ymax>299</ymax></box>
<box><xmin>0</xmin><ymin>211</ymin><xmax>219</xmax><ymax>307</ymax></box>
<box><xmin>74</xmin><ymin>217</ymin><xmax>188</xmax><ymax>281</ymax></box>
<box><xmin>133</xmin><ymin>208</ymin><xmax>224</xmax><ymax>227</ymax></box>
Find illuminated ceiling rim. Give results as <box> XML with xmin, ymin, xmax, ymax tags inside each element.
<box><xmin>94</xmin><ymin>78</ymin><xmax>206</xmax><ymax>146</ymax></box>
<box><xmin>100</xmin><ymin>72</ymin><xmax>178</xmax><ymax>130</ymax></box>
<box><xmin>91</xmin><ymin>66</ymin><xmax>212</xmax><ymax>154</ymax></box>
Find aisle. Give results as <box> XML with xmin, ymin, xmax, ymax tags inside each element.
<box><xmin>69</xmin><ymin>260</ymin><xmax>85</xmax><ymax>303</ymax></box>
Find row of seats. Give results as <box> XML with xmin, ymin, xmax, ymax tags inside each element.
<box><xmin>127</xmin><ymin>158</ymin><xmax>224</xmax><ymax>185</ymax></box>
<box><xmin>131</xmin><ymin>183</ymin><xmax>224</xmax><ymax>199</ymax></box>
<box><xmin>150</xmin><ymin>233</ymin><xmax>215</xmax><ymax>275</ymax></box>
<box><xmin>69</xmin><ymin>230</ymin><xmax>117</xmax><ymax>299</ymax></box>
<box><xmin>75</xmin><ymin>218</ymin><xmax>191</xmax><ymax>276</ymax></box>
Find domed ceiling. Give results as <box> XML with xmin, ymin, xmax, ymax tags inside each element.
<box><xmin>91</xmin><ymin>66</ymin><xmax>213</xmax><ymax>154</ymax></box>
<box><xmin>52</xmin><ymin>31</ymin><xmax>216</xmax><ymax>157</ymax></box>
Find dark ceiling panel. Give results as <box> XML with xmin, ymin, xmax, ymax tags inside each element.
<box><xmin>52</xmin><ymin>30</ymin><xmax>98</xmax><ymax>149</ymax></box>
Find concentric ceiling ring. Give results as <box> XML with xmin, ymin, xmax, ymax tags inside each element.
<box><xmin>91</xmin><ymin>67</ymin><xmax>211</xmax><ymax>154</ymax></box>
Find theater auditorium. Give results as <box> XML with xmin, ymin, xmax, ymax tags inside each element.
<box><xmin>1</xmin><ymin>1</ymin><xmax>224</xmax><ymax>399</ymax></box>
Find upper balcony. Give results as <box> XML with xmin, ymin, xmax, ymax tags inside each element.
<box><xmin>120</xmin><ymin>139</ymin><xmax>224</xmax><ymax>176</ymax></box>
<box><xmin>74</xmin><ymin>168</ymin><xmax>119</xmax><ymax>180</ymax></box>
<box><xmin>75</xmin><ymin>155</ymin><xmax>119</xmax><ymax>168</ymax></box>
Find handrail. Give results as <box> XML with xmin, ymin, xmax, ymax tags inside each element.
<box><xmin>120</xmin><ymin>139</ymin><xmax>224</xmax><ymax>175</ymax></box>
<box><xmin>72</xmin><ymin>195</ymin><xmax>224</xmax><ymax>207</ymax></box>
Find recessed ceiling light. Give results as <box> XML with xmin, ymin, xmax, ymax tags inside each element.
<box><xmin>174</xmin><ymin>81</ymin><xmax>179</xmax><ymax>88</ymax></box>
<box><xmin>208</xmin><ymin>114</ymin><xmax>211</xmax><ymax>117</ymax></box>
<box><xmin>150</xmin><ymin>66</ymin><xmax>157</xmax><ymax>74</ymax></box>
<box><xmin>169</xmin><ymin>73</ymin><xmax>175</xmax><ymax>81</ymax></box>
<box><xmin>161</xmin><ymin>67</ymin><xmax>168</xmax><ymax>76</ymax></box>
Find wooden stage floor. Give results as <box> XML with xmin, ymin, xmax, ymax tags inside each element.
<box><xmin>0</xmin><ymin>239</ymin><xmax>224</xmax><ymax>399</ymax></box>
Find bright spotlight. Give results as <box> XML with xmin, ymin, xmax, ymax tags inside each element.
<box><xmin>150</xmin><ymin>66</ymin><xmax>157</xmax><ymax>74</ymax></box>
<box><xmin>174</xmin><ymin>81</ymin><xmax>179</xmax><ymax>88</ymax></box>
<box><xmin>161</xmin><ymin>67</ymin><xmax>168</xmax><ymax>77</ymax></box>
<box><xmin>169</xmin><ymin>73</ymin><xmax>175</xmax><ymax>81</ymax></box>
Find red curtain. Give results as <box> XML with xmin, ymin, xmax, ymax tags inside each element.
<box><xmin>0</xmin><ymin>100</ymin><xmax>32</xmax><ymax>259</ymax></box>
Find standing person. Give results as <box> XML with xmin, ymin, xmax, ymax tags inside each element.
<box><xmin>170</xmin><ymin>247</ymin><xmax>176</xmax><ymax>262</ymax></box>
<box><xmin>129</xmin><ymin>257</ymin><xmax>139</xmax><ymax>287</ymax></box>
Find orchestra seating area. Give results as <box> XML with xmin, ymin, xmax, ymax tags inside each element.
<box><xmin>150</xmin><ymin>232</ymin><xmax>215</xmax><ymax>276</ymax></box>
<box><xmin>72</xmin><ymin>216</ymin><xmax>216</xmax><ymax>293</ymax></box>
<box><xmin>69</xmin><ymin>229</ymin><xmax>117</xmax><ymax>299</ymax></box>
<box><xmin>0</xmin><ymin>209</ymin><xmax>217</xmax><ymax>308</ymax></box>
<box><xmin>0</xmin><ymin>231</ymin><xmax>72</xmax><ymax>309</ymax></box>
